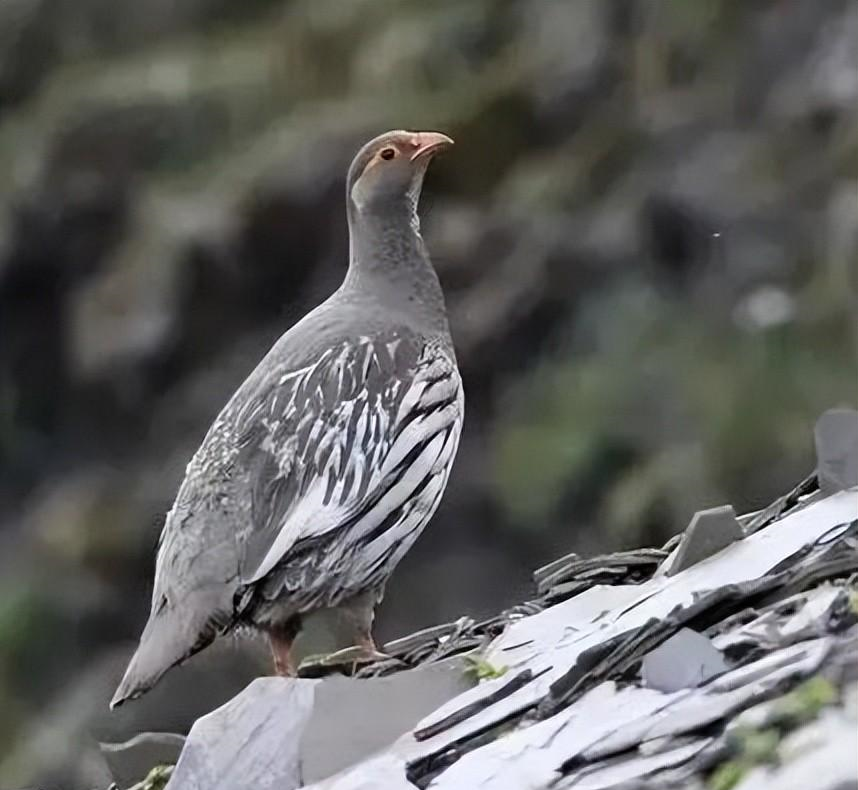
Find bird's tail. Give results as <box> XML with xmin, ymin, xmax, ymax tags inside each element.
<box><xmin>110</xmin><ymin>593</ymin><xmax>222</xmax><ymax>709</ymax></box>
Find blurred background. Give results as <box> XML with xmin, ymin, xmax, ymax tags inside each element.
<box><xmin>0</xmin><ymin>0</ymin><xmax>855</xmax><ymax>786</ymax></box>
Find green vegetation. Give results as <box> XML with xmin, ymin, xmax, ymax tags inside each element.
<box><xmin>463</xmin><ymin>654</ymin><xmax>509</xmax><ymax>681</ymax></box>
<box><xmin>771</xmin><ymin>676</ymin><xmax>837</xmax><ymax>727</ymax></box>
<box><xmin>494</xmin><ymin>278</ymin><xmax>855</xmax><ymax>547</ymax></box>
<box><xmin>130</xmin><ymin>765</ymin><xmax>174</xmax><ymax>790</ymax></box>
<box><xmin>706</xmin><ymin>677</ymin><xmax>839</xmax><ymax>789</ymax></box>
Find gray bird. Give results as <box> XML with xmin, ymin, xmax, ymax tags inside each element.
<box><xmin>112</xmin><ymin>130</ymin><xmax>462</xmax><ymax>707</ymax></box>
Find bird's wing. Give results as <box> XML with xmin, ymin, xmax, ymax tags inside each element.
<box><xmin>231</xmin><ymin>332</ymin><xmax>462</xmax><ymax>585</ymax></box>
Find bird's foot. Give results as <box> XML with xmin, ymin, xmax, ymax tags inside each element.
<box><xmin>297</xmin><ymin>645</ymin><xmax>395</xmax><ymax>678</ymax></box>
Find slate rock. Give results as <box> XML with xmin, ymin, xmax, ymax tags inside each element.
<box><xmin>164</xmin><ymin>659</ymin><xmax>473</xmax><ymax>790</ymax></box>
<box><xmin>166</xmin><ymin>678</ymin><xmax>318</xmax><ymax>790</ymax></box>
<box><xmin>301</xmin><ymin>658</ymin><xmax>474</xmax><ymax>783</ymax></box>
<box><xmin>100</xmin><ymin>732</ymin><xmax>185</xmax><ymax>789</ymax></box>
<box><xmin>814</xmin><ymin>408</ymin><xmax>858</xmax><ymax>494</ymax></box>
<box><xmin>642</xmin><ymin>628</ymin><xmax>728</xmax><ymax>692</ymax></box>
<box><xmin>304</xmin><ymin>754</ymin><xmax>418</xmax><ymax>790</ymax></box>
<box><xmin>664</xmin><ymin>505</ymin><xmax>744</xmax><ymax>576</ymax></box>
<box><xmin>562</xmin><ymin>738</ymin><xmax>713</xmax><ymax>790</ymax></box>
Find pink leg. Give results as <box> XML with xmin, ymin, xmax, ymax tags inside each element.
<box><xmin>268</xmin><ymin>617</ymin><xmax>301</xmax><ymax>677</ymax></box>
<box><xmin>336</xmin><ymin>589</ymin><xmax>386</xmax><ymax>658</ymax></box>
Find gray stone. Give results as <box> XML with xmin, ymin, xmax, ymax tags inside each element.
<box><xmin>166</xmin><ymin>678</ymin><xmax>318</xmax><ymax>790</ymax></box>
<box><xmin>304</xmin><ymin>754</ymin><xmax>417</xmax><ymax>790</ymax></box>
<box><xmin>425</xmin><ymin>633</ymin><xmax>846</xmax><ymax>790</ymax></box>
<box><xmin>642</xmin><ymin>628</ymin><xmax>728</xmax><ymax>692</ymax></box>
<box><xmin>301</xmin><ymin>657</ymin><xmax>474</xmax><ymax>783</ymax></box>
<box><xmin>160</xmin><ymin>658</ymin><xmax>472</xmax><ymax>790</ymax></box>
<box><xmin>559</xmin><ymin>739</ymin><xmax>713</xmax><ymax>790</ymax></box>
<box><xmin>100</xmin><ymin>732</ymin><xmax>185</xmax><ymax>789</ymax></box>
<box><xmin>815</xmin><ymin>408</ymin><xmax>858</xmax><ymax>494</ymax></box>
<box><xmin>664</xmin><ymin>505</ymin><xmax>744</xmax><ymax>576</ymax></box>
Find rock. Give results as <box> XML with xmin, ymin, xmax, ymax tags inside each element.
<box><xmin>101</xmin><ymin>732</ymin><xmax>185</xmax><ymax>789</ymax></box>
<box><xmin>814</xmin><ymin>408</ymin><xmax>858</xmax><ymax>494</ymax></box>
<box><xmin>663</xmin><ymin>505</ymin><xmax>744</xmax><ymax>577</ymax></box>
<box><xmin>166</xmin><ymin>678</ymin><xmax>315</xmax><ymax>790</ymax></box>
<box><xmin>165</xmin><ymin>658</ymin><xmax>473</xmax><ymax>790</ymax></box>
<box><xmin>301</xmin><ymin>658</ymin><xmax>474</xmax><ymax>783</ymax></box>
<box><xmin>642</xmin><ymin>628</ymin><xmax>728</xmax><ymax>692</ymax></box>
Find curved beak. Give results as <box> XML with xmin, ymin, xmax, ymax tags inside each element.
<box><xmin>409</xmin><ymin>131</ymin><xmax>454</xmax><ymax>162</ymax></box>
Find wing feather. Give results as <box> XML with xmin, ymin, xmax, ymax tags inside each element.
<box><xmin>235</xmin><ymin>334</ymin><xmax>461</xmax><ymax>585</ymax></box>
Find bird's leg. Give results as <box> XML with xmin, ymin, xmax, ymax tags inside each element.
<box><xmin>336</xmin><ymin>588</ymin><xmax>389</xmax><ymax>661</ymax></box>
<box><xmin>269</xmin><ymin>633</ymin><xmax>295</xmax><ymax>676</ymax></box>
<box><xmin>268</xmin><ymin>615</ymin><xmax>301</xmax><ymax>677</ymax></box>
<box><xmin>295</xmin><ymin>590</ymin><xmax>397</xmax><ymax>676</ymax></box>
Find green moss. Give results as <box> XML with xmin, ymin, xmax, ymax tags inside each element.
<box><xmin>707</xmin><ymin>727</ymin><xmax>779</xmax><ymax>789</ymax></box>
<box><xmin>708</xmin><ymin>759</ymin><xmax>746</xmax><ymax>790</ymax></box>
<box><xmin>773</xmin><ymin>677</ymin><xmax>837</xmax><ymax>726</ymax></box>
<box><xmin>130</xmin><ymin>765</ymin><xmax>174</xmax><ymax>790</ymax></box>
<box><xmin>463</xmin><ymin>654</ymin><xmax>509</xmax><ymax>681</ymax></box>
<box><xmin>738</xmin><ymin>727</ymin><xmax>780</xmax><ymax>763</ymax></box>
<box><xmin>706</xmin><ymin>676</ymin><xmax>839</xmax><ymax>788</ymax></box>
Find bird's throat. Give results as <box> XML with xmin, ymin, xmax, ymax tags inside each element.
<box><xmin>344</xmin><ymin>206</ymin><xmax>448</xmax><ymax>331</ymax></box>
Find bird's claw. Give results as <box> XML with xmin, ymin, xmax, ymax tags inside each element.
<box><xmin>298</xmin><ymin>645</ymin><xmax>394</xmax><ymax>677</ymax></box>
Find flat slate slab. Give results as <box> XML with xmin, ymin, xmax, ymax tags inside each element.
<box><xmin>301</xmin><ymin>658</ymin><xmax>474</xmax><ymax>783</ymax></box>
<box><xmin>167</xmin><ymin>678</ymin><xmax>316</xmax><ymax>790</ymax></box>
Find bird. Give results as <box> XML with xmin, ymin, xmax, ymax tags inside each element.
<box><xmin>111</xmin><ymin>130</ymin><xmax>463</xmax><ymax>707</ymax></box>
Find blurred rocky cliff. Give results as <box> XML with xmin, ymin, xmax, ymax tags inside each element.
<box><xmin>0</xmin><ymin>0</ymin><xmax>856</xmax><ymax>787</ymax></box>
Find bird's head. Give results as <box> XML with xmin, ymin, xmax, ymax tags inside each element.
<box><xmin>346</xmin><ymin>130</ymin><xmax>454</xmax><ymax>220</ymax></box>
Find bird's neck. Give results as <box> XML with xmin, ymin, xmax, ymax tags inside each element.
<box><xmin>343</xmin><ymin>204</ymin><xmax>449</xmax><ymax>334</ymax></box>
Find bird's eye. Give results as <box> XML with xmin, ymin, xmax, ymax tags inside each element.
<box><xmin>380</xmin><ymin>147</ymin><xmax>396</xmax><ymax>161</ymax></box>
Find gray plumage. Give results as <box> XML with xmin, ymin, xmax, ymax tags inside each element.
<box><xmin>112</xmin><ymin>130</ymin><xmax>462</xmax><ymax>707</ymax></box>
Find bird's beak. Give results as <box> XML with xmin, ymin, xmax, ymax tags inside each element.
<box><xmin>410</xmin><ymin>132</ymin><xmax>454</xmax><ymax>162</ymax></box>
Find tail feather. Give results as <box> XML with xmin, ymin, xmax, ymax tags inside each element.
<box><xmin>110</xmin><ymin>594</ymin><xmax>222</xmax><ymax>709</ymax></box>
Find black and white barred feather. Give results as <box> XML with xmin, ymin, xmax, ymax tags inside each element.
<box><xmin>232</xmin><ymin>332</ymin><xmax>463</xmax><ymax>617</ymax></box>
